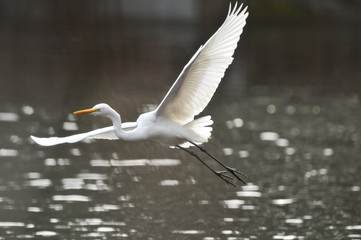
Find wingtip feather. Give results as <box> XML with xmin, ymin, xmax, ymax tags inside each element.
<box><xmin>30</xmin><ymin>135</ymin><xmax>39</xmax><ymax>143</ymax></box>
<box><xmin>236</xmin><ymin>3</ymin><xmax>244</xmax><ymax>15</ymax></box>
<box><xmin>232</xmin><ymin>2</ymin><xmax>238</xmax><ymax>15</ymax></box>
<box><xmin>240</xmin><ymin>6</ymin><xmax>248</xmax><ymax>17</ymax></box>
<box><xmin>30</xmin><ymin>135</ymin><xmax>47</xmax><ymax>146</ymax></box>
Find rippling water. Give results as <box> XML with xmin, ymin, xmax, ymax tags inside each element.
<box><xmin>1</xmin><ymin>88</ymin><xmax>360</xmax><ymax>239</ymax></box>
<box><xmin>1</xmin><ymin>1</ymin><xmax>361</xmax><ymax>239</ymax></box>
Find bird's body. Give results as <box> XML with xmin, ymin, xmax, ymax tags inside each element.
<box><xmin>31</xmin><ymin>3</ymin><xmax>249</xmax><ymax>186</ymax></box>
<box><xmin>73</xmin><ymin>103</ymin><xmax>213</xmax><ymax>147</ymax></box>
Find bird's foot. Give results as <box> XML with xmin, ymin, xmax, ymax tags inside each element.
<box><xmin>224</xmin><ymin>167</ymin><xmax>247</xmax><ymax>185</ymax></box>
<box><xmin>214</xmin><ymin>170</ymin><xmax>236</xmax><ymax>187</ymax></box>
<box><xmin>193</xmin><ymin>143</ymin><xmax>247</xmax><ymax>185</ymax></box>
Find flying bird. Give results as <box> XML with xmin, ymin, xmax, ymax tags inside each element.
<box><xmin>31</xmin><ymin>3</ymin><xmax>249</xmax><ymax>186</ymax></box>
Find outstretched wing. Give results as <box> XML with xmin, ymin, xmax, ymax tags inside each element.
<box><xmin>155</xmin><ymin>3</ymin><xmax>248</xmax><ymax>124</ymax></box>
<box><xmin>31</xmin><ymin>122</ymin><xmax>137</xmax><ymax>146</ymax></box>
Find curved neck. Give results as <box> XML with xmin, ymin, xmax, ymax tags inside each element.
<box><xmin>107</xmin><ymin>109</ymin><xmax>140</xmax><ymax>141</ymax></box>
<box><xmin>109</xmin><ymin>111</ymin><xmax>122</xmax><ymax>137</ymax></box>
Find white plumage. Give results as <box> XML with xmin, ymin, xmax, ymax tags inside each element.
<box><xmin>156</xmin><ymin>3</ymin><xmax>248</xmax><ymax>124</ymax></box>
<box><xmin>31</xmin><ymin>122</ymin><xmax>136</xmax><ymax>146</ymax></box>
<box><xmin>31</xmin><ymin>3</ymin><xmax>249</xmax><ymax>185</ymax></box>
<box><xmin>32</xmin><ymin>3</ymin><xmax>248</xmax><ymax>147</ymax></box>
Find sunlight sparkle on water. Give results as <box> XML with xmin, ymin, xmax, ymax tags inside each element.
<box><xmin>44</xmin><ymin>158</ymin><xmax>70</xmax><ymax>166</ymax></box>
<box><xmin>0</xmin><ymin>112</ymin><xmax>19</xmax><ymax>122</ymax></box>
<box><xmin>241</xmin><ymin>184</ymin><xmax>259</xmax><ymax>191</ymax></box>
<box><xmin>276</xmin><ymin>138</ymin><xmax>289</xmax><ymax>147</ymax></box>
<box><xmin>238</xmin><ymin>150</ymin><xmax>249</xmax><ymax>158</ymax></box>
<box><xmin>242</xmin><ymin>205</ymin><xmax>255</xmax><ymax>210</ymax></box>
<box><xmin>70</xmin><ymin>148</ymin><xmax>81</xmax><ymax>156</ymax></box>
<box><xmin>27</xmin><ymin>207</ymin><xmax>42</xmax><ymax>212</ymax></box>
<box><xmin>35</xmin><ymin>231</ymin><xmax>57</xmax><ymax>237</ymax></box>
<box><xmin>236</xmin><ymin>191</ymin><xmax>262</xmax><ymax>197</ymax></box>
<box><xmin>323</xmin><ymin>148</ymin><xmax>334</xmax><ymax>156</ymax></box>
<box><xmin>346</xmin><ymin>225</ymin><xmax>361</xmax><ymax>230</ymax></box>
<box><xmin>0</xmin><ymin>149</ymin><xmax>18</xmax><ymax>157</ymax></box>
<box><xmin>160</xmin><ymin>180</ymin><xmax>179</xmax><ymax>186</ymax></box>
<box><xmin>286</xmin><ymin>105</ymin><xmax>296</xmax><ymax>115</ymax></box>
<box><xmin>53</xmin><ymin>195</ymin><xmax>91</xmax><ymax>202</ymax></box>
<box><xmin>61</xmin><ymin>178</ymin><xmax>84</xmax><ymax>190</ymax></box>
<box><xmin>348</xmin><ymin>234</ymin><xmax>361</xmax><ymax>238</ymax></box>
<box><xmin>110</xmin><ymin>159</ymin><xmax>151</xmax><ymax>167</ymax></box>
<box><xmin>62</xmin><ymin>122</ymin><xmax>78</xmax><ymax>131</ymax></box>
<box><xmin>222</xmin><ymin>199</ymin><xmax>245</xmax><ymax>209</ymax></box>
<box><xmin>148</xmin><ymin>159</ymin><xmax>181</xmax><ymax>166</ymax></box>
<box><xmin>24</xmin><ymin>172</ymin><xmax>41</xmax><ymax>179</ymax></box>
<box><xmin>70</xmin><ymin>218</ymin><xmax>126</xmax><ymax>227</ymax></box>
<box><xmin>233</xmin><ymin>118</ymin><xmax>244</xmax><ymax>127</ymax></box>
<box><xmin>285</xmin><ymin>147</ymin><xmax>296</xmax><ymax>155</ymax></box>
<box><xmin>0</xmin><ymin>222</ymin><xmax>25</xmax><ymax>227</ymax></box>
<box><xmin>273</xmin><ymin>235</ymin><xmax>299</xmax><ymax>240</ymax></box>
<box><xmin>44</xmin><ymin>158</ymin><xmax>57</xmax><ymax>166</ymax></box>
<box><xmin>97</xmin><ymin>227</ymin><xmax>116</xmax><ymax>232</ymax></box>
<box><xmin>221</xmin><ymin>230</ymin><xmax>233</xmax><ymax>235</ymax></box>
<box><xmin>272</xmin><ymin>199</ymin><xmax>294</xmax><ymax>205</ymax></box>
<box><xmin>260</xmin><ymin>132</ymin><xmax>279</xmax><ymax>141</ymax></box>
<box><xmin>110</xmin><ymin>159</ymin><xmax>181</xmax><ymax>167</ymax></box>
<box><xmin>98</xmin><ymin>158</ymin><xmax>182</xmax><ymax>167</ymax></box>
<box><xmin>223</xmin><ymin>148</ymin><xmax>234</xmax><ymax>155</ymax></box>
<box><xmin>22</xmin><ymin>105</ymin><xmax>34</xmax><ymax>115</ymax></box>
<box><xmin>285</xmin><ymin>218</ymin><xmax>303</xmax><ymax>224</ymax></box>
<box><xmin>26</xmin><ymin>179</ymin><xmax>52</xmax><ymax>188</ymax></box>
<box><xmin>304</xmin><ymin>168</ymin><xmax>328</xmax><ymax>179</ymax></box>
<box><xmin>172</xmin><ymin>230</ymin><xmax>204</xmax><ymax>235</ymax></box>
<box><xmin>267</xmin><ymin>104</ymin><xmax>276</xmax><ymax>114</ymax></box>
<box><xmin>50</xmin><ymin>218</ymin><xmax>59</xmax><ymax>223</ymax></box>
<box><xmin>223</xmin><ymin>218</ymin><xmax>234</xmax><ymax>222</ymax></box>
<box><xmin>77</xmin><ymin>173</ymin><xmax>107</xmax><ymax>180</ymax></box>
<box><xmin>225</xmin><ymin>118</ymin><xmax>244</xmax><ymax>129</ymax></box>
<box><xmin>90</xmin><ymin>204</ymin><xmax>120</xmax><ymax>212</ymax></box>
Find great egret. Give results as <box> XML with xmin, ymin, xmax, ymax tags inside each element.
<box><xmin>31</xmin><ymin>3</ymin><xmax>249</xmax><ymax>186</ymax></box>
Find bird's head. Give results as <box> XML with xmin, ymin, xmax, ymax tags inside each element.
<box><xmin>74</xmin><ymin>103</ymin><xmax>113</xmax><ymax>117</ymax></box>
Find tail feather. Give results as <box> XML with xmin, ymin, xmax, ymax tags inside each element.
<box><xmin>181</xmin><ymin>115</ymin><xmax>213</xmax><ymax>147</ymax></box>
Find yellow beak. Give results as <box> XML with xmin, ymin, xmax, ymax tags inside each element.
<box><xmin>73</xmin><ymin>108</ymin><xmax>98</xmax><ymax>114</ymax></box>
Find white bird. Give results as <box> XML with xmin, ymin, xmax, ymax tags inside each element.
<box><xmin>31</xmin><ymin>3</ymin><xmax>249</xmax><ymax>186</ymax></box>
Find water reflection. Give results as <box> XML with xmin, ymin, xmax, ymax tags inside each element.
<box><xmin>0</xmin><ymin>88</ymin><xmax>357</xmax><ymax>239</ymax></box>
<box><xmin>0</xmin><ymin>222</ymin><xmax>25</xmax><ymax>227</ymax></box>
<box><xmin>222</xmin><ymin>199</ymin><xmax>245</xmax><ymax>209</ymax></box>
<box><xmin>90</xmin><ymin>158</ymin><xmax>181</xmax><ymax>167</ymax></box>
<box><xmin>285</xmin><ymin>218</ymin><xmax>303</xmax><ymax>224</ymax></box>
<box><xmin>53</xmin><ymin>195</ymin><xmax>92</xmax><ymax>202</ymax></box>
<box><xmin>236</xmin><ymin>191</ymin><xmax>262</xmax><ymax>197</ymax></box>
<box><xmin>273</xmin><ymin>235</ymin><xmax>300</xmax><ymax>240</ymax></box>
<box><xmin>89</xmin><ymin>204</ymin><xmax>120</xmax><ymax>212</ymax></box>
<box><xmin>0</xmin><ymin>112</ymin><xmax>19</xmax><ymax>122</ymax></box>
<box><xmin>0</xmin><ymin>149</ymin><xmax>18</xmax><ymax>157</ymax></box>
<box><xmin>25</xmin><ymin>179</ymin><xmax>52</xmax><ymax>188</ymax></box>
<box><xmin>272</xmin><ymin>199</ymin><xmax>294</xmax><ymax>206</ymax></box>
<box><xmin>159</xmin><ymin>179</ymin><xmax>179</xmax><ymax>186</ymax></box>
<box><xmin>260</xmin><ymin>131</ymin><xmax>279</xmax><ymax>141</ymax></box>
<box><xmin>21</xmin><ymin>106</ymin><xmax>34</xmax><ymax>115</ymax></box>
<box><xmin>35</xmin><ymin>231</ymin><xmax>57</xmax><ymax>237</ymax></box>
<box><xmin>62</xmin><ymin>122</ymin><xmax>79</xmax><ymax>131</ymax></box>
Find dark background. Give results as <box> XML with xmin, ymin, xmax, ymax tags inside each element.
<box><xmin>1</xmin><ymin>0</ymin><xmax>360</xmax><ymax>109</ymax></box>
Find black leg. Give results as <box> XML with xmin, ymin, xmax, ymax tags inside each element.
<box><xmin>188</xmin><ymin>141</ymin><xmax>247</xmax><ymax>185</ymax></box>
<box><xmin>176</xmin><ymin>145</ymin><xmax>236</xmax><ymax>187</ymax></box>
